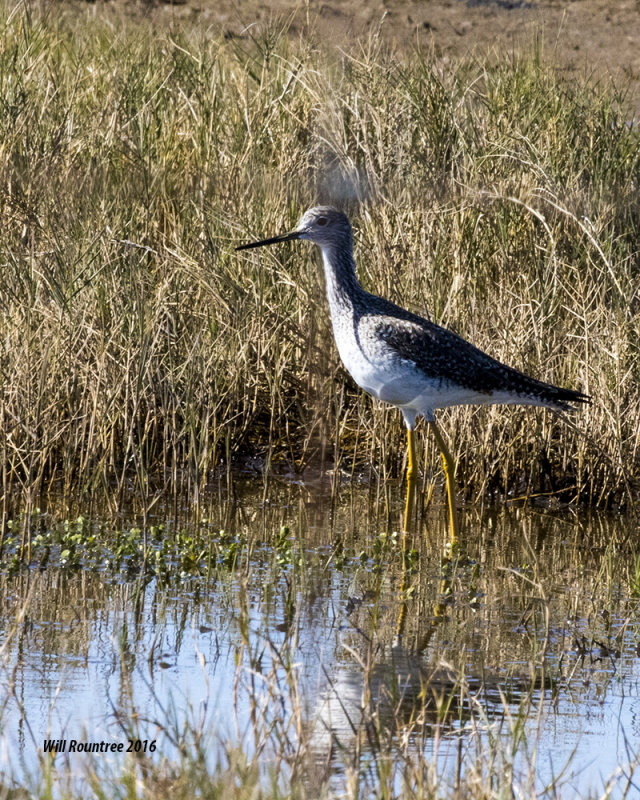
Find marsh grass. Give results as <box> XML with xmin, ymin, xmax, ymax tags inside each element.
<box><xmin>0</xmin><ymin>3</ymin><xmax>639</xmax><ymax>536</ymax></box>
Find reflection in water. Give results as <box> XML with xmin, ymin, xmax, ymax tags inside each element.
<box><xmin>311</xmin><ymin>647</ymin><xmax>461</xmax><ymax>758</ymax></box>
<box><xmin>0</xmin><ymin>478</ymin><xmax>638</xmax><ymax>797</ymax></box>
<box><xmin>308</xmin><ymin>640</ymin><xmax>552</xmax><ymax>777</ymax></box>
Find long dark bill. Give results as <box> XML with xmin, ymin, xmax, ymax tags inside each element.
<box><xmin>235</xmin><ymin>231</ymin><xmax>301</xmax><ymax>251</ymax></box>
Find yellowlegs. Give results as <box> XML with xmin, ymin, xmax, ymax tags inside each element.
<box><xmin>237</xmin><ymin>207</ymin><xmax>589</xmax><ymax>541</ymax></box>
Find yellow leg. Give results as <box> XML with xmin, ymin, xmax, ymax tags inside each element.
<box><xmin>397</xmin><ymin>427</ymin><xmax>416</xmax><ymax>640</ymax></box>
<box><xmin>428</xmin><ymin>420</ymin><xmax>460</xmax><ymax>548</ymax></box>
<box><xmin>403</xmin><ymin>427</ymin><xmax>417</xmax><ymax>533</ymax></box>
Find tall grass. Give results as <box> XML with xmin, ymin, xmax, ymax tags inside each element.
<box><xmin>0</xmin><ymin>3</ymin><xmax>639</xmax><ymax>523</ymax></box>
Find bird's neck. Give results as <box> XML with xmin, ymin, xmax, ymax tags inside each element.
<box><xmin>320</xmin><ymin>246</ymin><xmax>364</xmax><ymax>316</ymax></box>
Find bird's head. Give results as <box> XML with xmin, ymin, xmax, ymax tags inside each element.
<box><xmin>236</xmin><ymin>206</ymin><xmax>352</xmax><ymax>252</ymax></box>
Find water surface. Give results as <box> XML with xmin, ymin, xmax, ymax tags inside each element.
<box><xmin>0</xmin><ymin>478</ymin><xmax>638</xmax><ymax>797</ymax></box>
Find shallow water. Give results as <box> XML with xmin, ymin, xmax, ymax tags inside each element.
<box><xmin>0</xmin><ymin>478</ymin><xmax>639</xmax><ymax>797</ymax></box>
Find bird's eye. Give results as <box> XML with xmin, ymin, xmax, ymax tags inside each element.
<box><xmin>316</xmin><ymin>217</ymin><xmax>328</xmax><ymax>226</ymax></box>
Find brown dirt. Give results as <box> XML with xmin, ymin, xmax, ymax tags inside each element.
<box><xmin>94</xmin><ymin>0</ymin><xmax>640</xmax><ymax>94</ymax></box>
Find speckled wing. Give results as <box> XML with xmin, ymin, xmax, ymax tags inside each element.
<box><xmin>372</xmin><ymin>312</ymin><xmax>589</xmax><ymax>411</ymax></box>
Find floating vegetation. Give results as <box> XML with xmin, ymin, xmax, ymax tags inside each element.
<box><xmin>0</xmin><ymin>511</ymin><xmax>247</xmax><ymax>582</ymax></box>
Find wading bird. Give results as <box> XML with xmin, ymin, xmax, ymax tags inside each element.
<box><xmin>237</xmin><ymin>207</ymin><xmax>589</xmax><ymax>543</ymax></box>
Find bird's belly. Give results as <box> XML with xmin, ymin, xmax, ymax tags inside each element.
<box><xmin>342</xmin><ymin>352</ymin><xmax>428</xmax><ymax>407</ymax></box>
<box><xmin>332</xmin><ymin>325</ymin><xmax>428</xmax><ymax>406</ymax></box>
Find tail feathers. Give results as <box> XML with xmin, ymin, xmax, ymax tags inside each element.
<box><xmin>526</xmin><ymin>381</ymin><xmax>590</xmax><ymax>412</ymax></box>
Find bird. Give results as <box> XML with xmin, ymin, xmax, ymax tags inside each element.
<box><xmin>236</xmin><ymin>206</ymin><xmax>589</xmax><ymax>543</ymax></box>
